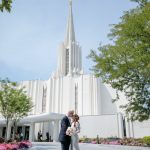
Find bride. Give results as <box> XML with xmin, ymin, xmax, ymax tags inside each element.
<box><xmin>71</xmin><ymin>114</ymin><xmax>80</xmax><ymax>150</ymax></box>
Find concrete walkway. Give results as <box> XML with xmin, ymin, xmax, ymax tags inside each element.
<box><xmin>29</xmin><ymin>142</ymin><xmax>150</xmax><ymax>150</ymax></box>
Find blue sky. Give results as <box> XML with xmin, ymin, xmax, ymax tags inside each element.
<box><xmin>0</xmin><ymin>0</ymin><xmax>137</xmax><ymax>81</ymax></box>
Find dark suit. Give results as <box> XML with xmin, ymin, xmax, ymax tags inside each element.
<box><xmin>59</xmin><ymin>116</ymin><xmax>71</xmax><ymax>150</ymax></box>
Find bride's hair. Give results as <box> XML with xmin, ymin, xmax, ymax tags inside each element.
<box><xmin>72</xmin><ymin>114</ymin><xmax>79</xmax><ymax>123</ymax></box>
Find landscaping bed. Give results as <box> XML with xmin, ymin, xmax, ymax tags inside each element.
<box><xmin>0</xmin><ymin>138</ymin><xmax>32</xmax><ymax>150</ymax></box>
<box><xmin>79</xmin><ymin>136</ymin><xmax>150</xmax><ymax>147</ymax></box>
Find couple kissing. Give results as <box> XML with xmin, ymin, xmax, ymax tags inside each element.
<box><xmin>59</xmin><ymin>110</ymin><xmax>80</xmax><ymax>150</ymax></box>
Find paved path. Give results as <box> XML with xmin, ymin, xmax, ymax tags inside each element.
<box><xmin>29</xmin><ymin>142</ymin><xmax>150</xmax><ymax>150</ymax></box>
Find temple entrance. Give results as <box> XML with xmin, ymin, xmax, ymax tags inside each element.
<box><xmin>17</xmin><ymin>126</ymin><xmax>22</xmax><ymax>134</ymax></box>
<box><xmin>24</xmin><ymin>126</ymin><xmax>30</xmax><ymax>140</ymax></box>
<box><xmin>123</xmin><ymin>117</ymin><xmax>127</xmax><ymax>137</ymax></box>
<box><xmin>0</xmin><ymin>113</ymin><xmax>63</xmax><ymax>141</ymax></box>
<box><xmin>2</xmin><ymin>127</ymin><xmax>6</xmax><ymax>138</ymax></box>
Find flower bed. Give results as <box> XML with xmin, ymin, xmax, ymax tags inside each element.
<box><xmin>80</xmin><ymin>136</ymin><xmax>150</xmax><ymax>147</ymax></box>
<box><xmin>0</xmin><ymin>140</ymin><xmax>32</xmax><ymax>150</ymax></box>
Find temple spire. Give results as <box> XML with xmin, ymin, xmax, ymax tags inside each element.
<box><xmin>69</xmin><ymin>0</ymin><xmax>72</xmax><ymax>5</ymax></box>
<box><xmin>65</xmin><ymin>0</ymin><xmax>75</xmax><ymax>46</ymax></box>
<box><xmin>56</xmin><ymin>0</ymin><xmax>82</xmax><ymax>77</ymax></box>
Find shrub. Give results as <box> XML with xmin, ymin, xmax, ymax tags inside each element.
<box><xmin>143</xmin><ymin>136</ymin><xmax>150</xmax><ymax>146</ymax></box>
<box><xmin>0</xmin><ymin>137</ymin><xmax>5</xmax><ymax>143</ymax></box>
<box><xmin>107</xmin><ymin>136</ymin><xmax>120</xmax><ymax>141</ymax></box>
<box><xmin>119</xmin><ymin>138</ymin><xmax>144</xmax><ymax>146</ymax></box>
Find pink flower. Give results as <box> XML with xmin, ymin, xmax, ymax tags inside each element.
<box><xmin>11</xmin><ymin>144</ymin><xmax>19</xmax><ymax>149</ymax></box>
<box><xmin>109</xmin><ymin>141</ymin><xmax>120</xmax><ymax>145</ymax></box>
<box><xmin>91</xmin><ymin>141</ymin><xmax>97</xmax><ymax>144</ymax></box>
<box><xmin>0</xmin><ymin>140</ymin><xmax>32</xmax><ymax>150</ymax></box>
<box><xmin>19</xmin><ymin>141</ymin><xmax>32</xmax><ymax>149</ymax></box>
<box><xmin>22</xmin><ymin>141</ymin><xmax>32</xmax><ymax>147</ymax></box>
<box><xmin>0</xmin><ymin>144</ymin><xmax>7</xmax><ymax>150</ymax></box>
<box><xmin>6</xmin><ymin>144</ymin><xmax>12</xmax><ymax>149</ymax></box>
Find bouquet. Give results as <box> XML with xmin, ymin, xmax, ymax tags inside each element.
<box><xmin>66</xmin><ymin>127</ymin><xmax>74</xmax><ymax>136</ymax></box>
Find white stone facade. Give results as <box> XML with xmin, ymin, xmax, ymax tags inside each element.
<box><xmin>20</xmin><ymin>75</ymin><xmax>120</xmax><ymax>116</ymax></box>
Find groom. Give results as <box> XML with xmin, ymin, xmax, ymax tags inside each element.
<box><xmin>59</xmin><ymin>110</ymin><xmax>74</xmax><ymax>150</ymax></box>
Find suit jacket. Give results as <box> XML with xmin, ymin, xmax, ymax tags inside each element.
<box><xmin>59</xmin><ymin>116</ymin><xmax>71</xmax><ymax>142</ymax></box>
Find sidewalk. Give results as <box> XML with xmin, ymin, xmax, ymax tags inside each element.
<box><xmin>30</xmin><ymin>142</ymin><xmax>150</xmax><ymax>150</ymax></box>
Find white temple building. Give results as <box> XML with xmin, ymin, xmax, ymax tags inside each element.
<box><xmin>20</xmin><ymin>0</ymin><xmax>121</xmax><ymax>117</ymax></box>
<box><xmin>0</xmin><ymin>0</ymin><xmax>150</xmax><ymax>141</ymax></box>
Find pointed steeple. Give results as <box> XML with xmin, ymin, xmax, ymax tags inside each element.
<box><xmin>65</xmin><ymin>0</ymin><xmax>75</xmax><ymax>46</ymax></box>
<box><xmin>56</xmin><ymin>0</ymin><xmax>82</xmax><ymax>77</ymax></box>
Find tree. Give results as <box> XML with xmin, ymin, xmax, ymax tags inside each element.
<box><xmin>89</xmin><ymin>1</ymin><xmax>150</xmax><ymax>121</ymax></box>
<box><xmin>0</xmin><ymin>0</ymin><xmax>13</xmax><ymax>12</ymax></box>
<box><xmin>130</xmin><ymin>0</ymin><xmax>148</xmax><ymax>6</ymax></box>
<box><xmin>0</xmin><ymin>78</ymin><xmax>33</xmax><ymax>140</ymax></box>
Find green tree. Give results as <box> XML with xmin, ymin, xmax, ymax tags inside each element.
<box><xmin>130</xmin><ymin>0</ymin><xmax>148</xmax><ymax>6</ymax></box>
<box><xmin>89</xmin><ymin>1</ymin><xmax>150</xmax><ymax>121</ymax></box>
<box><xmin>0</xmin><ymin>0</ymin><xmax>13</xmax><ymax>12</ymax></box>
<box><xmin>0</xmin><ymin>78</ymin><xmax>33</xmax><ymax>140</ymax></box>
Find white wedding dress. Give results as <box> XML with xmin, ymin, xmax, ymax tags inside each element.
<box><xmin>71</xmin><ymin>122</ymin><xmax>80</xmax><ymax>150</ymax></box>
